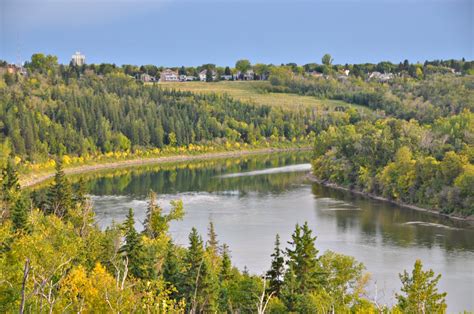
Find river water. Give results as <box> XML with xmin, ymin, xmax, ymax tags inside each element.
<box><xmin>80</xmin><ymin>152</ymin><xmax>474</xmax><ymax>312</ymax></box>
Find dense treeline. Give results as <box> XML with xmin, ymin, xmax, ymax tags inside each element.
<box><xmin>1</xmin><ymin>163</ymin><xmax>448</xmax><ymax>312</ymax></box>
<box><xmin>0</xmin><ymin>59</ymin><xmax>360</xmax><ymax>165</ymax></box>
<box><xmin>265</xmin><ymin>66</ymin><xmax>473</xmax><ymax>216</ymax></box>
<box><xmin>312</xmin><ymin>114</ymin><xmax>473</xmax><ymax>216</ymax></box>
<box><xmin>267</xmin><ymin>68</ymin><xmax>474</xmax><ymax>123</ymax></box>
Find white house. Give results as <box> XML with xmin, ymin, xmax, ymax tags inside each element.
<box><xmin>220</xmin><ymin>74</ymin><xmax>233</xmax><ymax>81</ymax></box>
<box><xmin>199</xmin><ymin>69</ymin><xmax>216</xmax><ymax>81</ymax></box>
<box><xmin>160</xmin><ymin>69</ymin><xmax>179</xmax><ymax>82</ymax></box>
<box><xmin>369</xmin><ymin>71</ymin><xmax>394</xmax><ymax>82</ymax></box>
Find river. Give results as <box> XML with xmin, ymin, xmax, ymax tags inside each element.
<box><xmin>77</xmin><ymin>152</ymin><xmax>474</xmax><ymax>312</ymax></box>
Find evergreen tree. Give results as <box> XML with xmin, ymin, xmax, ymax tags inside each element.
<box><xmin>267</xmin><ymin>234</ymin><xmax>285</xmax><ymax>296</ymax></box>
<box><xmin>46</xmin><ymin>160</ymin><xmax>73</xmax><ymax>217</ymax></box>
<box><xmin>1</xmin><ymin>160</ymin><xmax>20</xmax><ymax>213</ymax></box>
<box><xmin>396</xmin><ymin>259</ymin><xmax>447</xmax><ymax>313</ymax></box>
<box><xmin>206</xmin><ymin>221</ymin><xmax>219</xmax><ymax>256</ymax></box>
<box><xmin>11</xmin><ymin>195</ymin><xmax>29</xmax><ymax>232</ymax></box>
<box><xmin>184</xmin><ymin>227</ymin><xmax>217</xmax><ymax>312</ymax></box>
<box><xmin>120</xmin><ymin>208</ymin><xmax>143</xmax><ymax>278</ymax></box>
<box><xmin>73</xmin><ymin>177</ymin><xmax>88</xmax><ymax>205</ymax></box>
<box><xmin>220</xmin><ymin>243</ymin><xmax>232</xmax><ymax>281</ymax></box>
<box><xmin>162</xmin><ymin>241</ymin><xmax>183</xmax><ymax>300</ymax></box>
<box><xmin>285</xmin><ymin>222</ymin><xmax>320</xmax><ymax>294</ymax></box>
<box><xmin>206</xmin><ymin>69</ymin><xmax>213</xmax><ymax>82</ymax></box>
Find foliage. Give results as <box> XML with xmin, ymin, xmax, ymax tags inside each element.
<box><xmin>396</xmin><ymin>259</ymin><xmax>447</xmax><ymax>313</ymax></box>
<box><xmin>311</xmin><ymin>114</ymin><xmax>473</xmax><ymax>216</ymax></box>
<box><xmin>0</xmin><ymin>164</ymin><xmax>451</xmax><ymax>312</ymax></box>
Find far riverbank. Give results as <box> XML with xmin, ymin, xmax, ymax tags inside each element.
<box><xmin>20</xmin><ymin>147</ymin><xmax>312</xmax><ymax>188</ymax></box>
<box><xmin>306</xmin><ymin>173</ymin><xmax>474</xmax><ymax>223</ymax></box>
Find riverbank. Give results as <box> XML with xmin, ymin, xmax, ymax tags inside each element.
<box><xmin>20</xmin><ymin>147</ymin><xmax>312</xmax><ymax>188</ymax></box>
<box><xmin>306</xmin><ymin>173</ymin><xmax>474</xmax><ymax>222</ymax></box>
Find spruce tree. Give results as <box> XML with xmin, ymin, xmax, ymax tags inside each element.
<box><xmin>396</xmin><ymin>259</ymin><xmax>447</xmax><ymax>313</ymax></box>
<box><xmin>120</xmin><ymin>208</ymin><xmax>143</xmax><ymax>278</ymax></box>
<box><xmin>184</xmin><ymin>228</ymin><xmax>205</xmax><ymax>295</ymax></box>
<box><xmin>162</xmin><ymin>241</ymin><xmax>183</xmax><ymax>300</ymax></box>
<box><xmin>267</xmin><ymin>234</ymin><xmax>285</xmax><ymax>296</ymax></box>
<box><xmin>206</xmin><ymin>221</ymin><xmax>219</xmax><ymax>256</ymax></box>
<box><xmin>11</xmin><ymin>195</ymin><xmax>29</xmax><ymax>232</ymax></box>
<box><xmin>220</xmin><ymin>243</ymin><xmax>232</xmax><ymax>281</ymax></box>
<box><xmin>184</xmin><ymin>227</ymin><xmax>217</xmax><ymax>312</ymax></box>
<box><xmin>46</xmin><ymin>160</ymin><xmax>73</xmax><ymax>217</ymax></box>
<box><xmin>285</xmin><ymin>222</ymin><xmax>320</xmax><ymax>294</ymax></box>
<box><xmin>73</xmin><ymin>177</ymin><xmax>88</xmax><ymax>205</ymax></box>
<box><xmin>205</xmin><ymin>69</ymin><xmax>213</xmax><ymax>82</ymax></box>
<box><xmin>1</xmin><ymin>160</ymin><xmax>20</xmax><ymax>213</ymax></box>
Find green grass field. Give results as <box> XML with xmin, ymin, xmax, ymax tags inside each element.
<box><xmin>157</xmin><ymin>81</ymin><xmax>368</xmax><ymax>113</ymax></box>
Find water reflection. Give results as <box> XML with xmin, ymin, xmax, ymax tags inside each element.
<box><xmin>38</xmin><ymin>151</ymin><xmax>474</xmax><ymax>311</ymax></box>
<box><xmin>311</xmin><ymin>184</ymin><xmax>474</xmax><ymax>252</ymax></box>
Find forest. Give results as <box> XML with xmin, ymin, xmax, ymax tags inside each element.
<box><xmin>0</xmin><ymin>162</ymin><xmax>448</xmax><ymax>313</ymax></box>
<box><xmin>0</xmin><ymin>54</ymin><xmax>471</xmax><ymax>312</ymax></box>
<box><xmin>0</xmin><ymin>55</ymin><xmax>362</xmax><ymax>168</ymax></box>
<box><xmin>266</xmin><ymin>67</ymin><xmax>473</xmax><ymax>217</ymax></box>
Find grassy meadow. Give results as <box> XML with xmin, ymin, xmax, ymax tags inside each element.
<box><xmin>157</xmin><ymin>81</ymin><xmax>367</xmax><ymax>113</ymax></box>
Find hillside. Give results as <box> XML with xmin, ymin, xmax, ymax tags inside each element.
<box><xmin>158</xmin><ymin>81</ymin><xmax>370</xmax><ymax>113</ymax></box>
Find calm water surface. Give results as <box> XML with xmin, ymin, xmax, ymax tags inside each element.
<box><xmin>80</xmin><ymin>152</ymin><xmax>474</xmax><ymax>312</ymax></box>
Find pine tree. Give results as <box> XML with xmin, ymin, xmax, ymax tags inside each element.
<box><xmin>220</xmin><ymin>243</ymin><xmax>232</xmax><ymax>281</ymax></box>
<box><xmin>206</xmin><ymin>69</ymin><xmax>213</xmax><ymax>82</ymax></box>
<box><xmin>73</xmin><ymin>177</ymin><xmax>88</xmax><ymax>205</ymax></box>
<box><xmin>285</xmin><ymin>222</ymin><xmax>320</xmax><ymax>294</ymax></box>
<box><xmin>46</xmin><ymin>160</ymin><xmax>73</xmax><ymax>217</ymax></box>
<box><xmin>184</xmin><ymin>227</ymin><xmax>217</xmax><ymax>312</ymax></box>
<box><xmin>267</xmin><ymin>234</ymin><xmax>285</xmax><ymax>296</ymax></box>
<box><xmin>396</xmin><ymin>259</ymin><xmax>447</xmax><ymax>313</ymax></box>
<box><xmin>162</xmin><ymin>241</ymin><xmax>183</xmax><ymax>300</ymax></box>
<box><xmin>1</xmin><ymin>160</ymin><xmax>20</xmax><ymax>213</ymax></box>
<box><xmin>184</xmin><ymin>227</ymin><xmax>205</xmax><ymax>293</ymax></box>
<box><xmin>120</xmin><ymin>208</ymin><xmax>143</xmax><ymax>278</ymax></box>
<box><xmin>206</xmin><ymin>221</ymin><xmax>219</xmax><ymax>256</ymax></box>
<box><xmin>11</xmin><ymin>195</ymin><xmax>29</xmax><ymax>232</ymax></box>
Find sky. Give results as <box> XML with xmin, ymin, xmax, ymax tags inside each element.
<box><xmin>0</xmin><ymin>0</ymin><xmax>472</xmax><ymax>67</ymax></box>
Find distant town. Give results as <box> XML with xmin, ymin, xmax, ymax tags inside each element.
<box><xmin>1</xmin><ymin>51</ymin><xmax>471</xmax><ymax>86</ymax></box>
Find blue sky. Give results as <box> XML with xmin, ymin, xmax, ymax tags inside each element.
<box><xmin>1</xmin><ymin>0</ymin><xmax>472</xmax><ymax>66</ymax></box>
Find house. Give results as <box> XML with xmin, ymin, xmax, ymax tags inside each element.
<box><xmin>139</xmin><ymin>73</ymin><xmax>156</xmax><ymax>82</ymax></box>
<box><xmin>0</xmin><ymin>64</ymin><xmax>27</xmax><ymax>76</ymax></box>
<box><xmin>71</xmin><ymin>52</ymin><xmax>86</xmax><ymax>66</ymax></box>
<box><xmin>199</xmin><ymin>69</ymin><xmax>216</xmax><ymax>81</ymax></box>
<box><xmin>160</xmin><ymin>69</ymin><xmax>179</xmax><ymax>82</ymax></box>
<box><xmin>220</xmin><ymin>74</ymin><xmax>234</xmax><ymax>81</ymax></box>
<box><xmin>178</xmin><ymin>74</ymin><xmax>196</xmax><ymax>81</ymax></box>
<box><xmin>368</xmin><ymin>71</ymin><xmax>394</xmax><ymax>82</ymax></box>
<box><xmin>237</xmin><ymin>70</ymin><xmax>254</xmax><ymax>80</ymax></box>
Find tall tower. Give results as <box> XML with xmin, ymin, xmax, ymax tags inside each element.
<box><xmin>71</xmin><ymin>52</ymin><xmax>86</xmax><ymax>66</ymax></box>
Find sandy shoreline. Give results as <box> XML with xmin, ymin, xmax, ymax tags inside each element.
<box><xmin>306</xmin><ymin>173</ymin><xmax>473</xmax><ymax>222</ymax></box>
<box><xmin>20</xmin><ymin>147</ymin><xmax>312</xmax><ymax>188</ymax></box>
